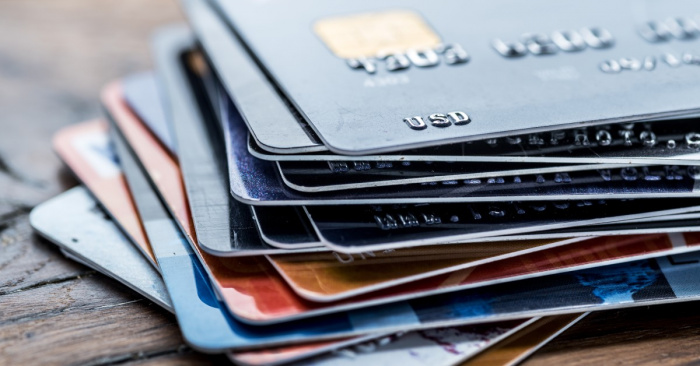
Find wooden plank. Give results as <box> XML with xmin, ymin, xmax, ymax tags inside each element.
<box><xmin>0</xmin><ymin>216</ymin><xmax>89</xmax><ymax>295</ymax></box>
<box><xmin>525</xmin><ymin>302</ymin><xmax>700</xmax><ymax>365</ymax></box>
<box><xmin>0</xmin><ymin>1</ymin><xmax>190</xmax><ymax>364</ymax></box>
<box><xmin>0</xmin><ymin>274</ymin><xmax>186</xmax><ymax>366</ymax></box>
<box><xmin>124</xmin><ymin>352</ymin><xmax>230</xmax><ymax>366</ymax></box>
<box><xmin>0</xmin><ymin>172</ymin><xmax>58</xmax><ymax>216</ymax></box>
<box><xmin>0</xmin><ymin>0</ymin><xmax>183</xmax><ymax>188</ymax></box>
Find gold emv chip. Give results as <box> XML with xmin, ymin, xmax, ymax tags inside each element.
<box><xmin>313</xmin><ymin>10</ymin><xmax>442</xmax><ymax>59</ymax></box>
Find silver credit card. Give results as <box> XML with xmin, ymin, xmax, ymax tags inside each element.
<box><xmin>277</xmin><ymin>160</ymin><xmax>646</xmax><ymax>193</ymax></box>
<box><xmin>180</xmin><ymin>0</ymin><xmax>325</xmax><ymax>153</ymax></box>
<box><xmin>212</xmin><ymin>0</ymin><xmax>700</xmax><ymax>155</ymax></box>
<box><xmin>29</xmin><ymin>187</ymin><xmax>173</xmax><ymax>311</ymax></box>
<box><xmin>249</xmin><ymin>117</ymin><xmax>700</xmax><ymax>165</ymax></box>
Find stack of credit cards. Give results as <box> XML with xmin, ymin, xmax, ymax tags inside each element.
<box><xmin>29</xmin><ymin>0</ymin><xmax>700</xmax><ymax>364</ymax></box>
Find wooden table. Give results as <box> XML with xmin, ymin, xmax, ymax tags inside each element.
<box><xmin>1</xmin><ymin>1</ymin><xmax>700</xmax><ymax>365</ymax></box>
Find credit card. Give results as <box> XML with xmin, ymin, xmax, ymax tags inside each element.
<box><xmin>459</xmin><ymin>313</ymin><xmax>587</xmax><ymax>366</ymax></box>
<box><xmin>277</xmin><ymin>160</ymin><xmax>637</xmax><ymax>193</ymax></box>
<box><xmin>248</xmin><ymin>117</ymin><xmax>700</xmax><ymax>166</ymax></box>
<box><xmin>269</xmin><ymin>233</ymin><xmax>700</xmax><ymax>305</ymax></box>
<box><xmin>52</xmin><ymin>120</ymin><xmax>158</xmax><ymax>269</ymax></box>
<box><xmin>189</xmin><ymin>0</ymin><xmax>700</xmax><ymax>166</ymax></box>
<box><xmin>293</xmin><ymin>318</ymin><xmax>536</xmax><ymax>366</ymax></box>
<box><xmin>258</xmin><ymin>210</ymin><xmax>700</xmax><ymax>250</ymax></box>
<box><xmin>278</xmin><ymin>160</ymin><xmax>700</xmax><ymax>198</ymax></box>
<box><xmin>179</xmin><ymin>0</ymin><xmax>325</xmax><ymax>154</ymax></box>
<box><xmin>220</xmin><ymin>91</ymin><xmax>700</xmax><ymax>205</ymax></box>
<box><xmin>267</xmin><ymin>238</ymin><xmax>587</xmax><ymax>302</ymax></box>
<box><xmin>211</xmin><ymin>0</ymin><xmax>700</xmax><ymax>155</ymax></box>
<box><xmin>305</xmin><ymin>200</ymin><xmax>700</xmax><ymax>252</ymax></box>
<box><xmin>29</xmin><ymin>186</ymin><xmax>171</xmax><ymax>311</ymax></box>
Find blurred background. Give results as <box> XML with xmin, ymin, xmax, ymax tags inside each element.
<box><xmin>0</xmin><ymin>2</ymin><xmax>222</xmax><ymax>365</ymax></box>
<box><xmin>0</xmin><ymin>0</ymin><xmax>181</xmax><ymax>204</ymax></box>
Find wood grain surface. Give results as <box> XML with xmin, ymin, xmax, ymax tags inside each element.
<box><xmin>1</xmin><ymin>1</ymin><xmax>699</xmax><ymax>365</ymax></box>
